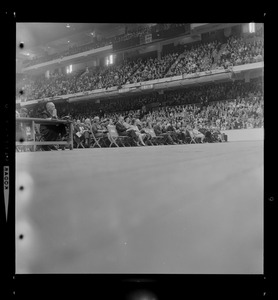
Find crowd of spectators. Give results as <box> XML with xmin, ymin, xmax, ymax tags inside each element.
<box><xmin>51</xmin><ymin>77</ymin><xmax>262</xmax><ymax>118</ymax></box>
<box><xmin>18</xmin><ymin>75</ymin><xmax>263</xmax><ymax>151</ymax></box>
<box><xmin>22</xmin><ymin>25</ymin><xmax>262</xmax><ymax>72</ymax></box>
<box><xmin>67</xmin><ymin>89</ymin><xmax>263</xmax><ymax>149</ymax></box>
<box><xmin>127</xmin><ymin>52</ymin><xmax>180</xmax><ymax>83</ymax></box>
<box><xmin>166</xmin><ymin>40</ymin><xmax>222</xmax><ymax>76</ymax></box>
<box><xmin>18</xmin><ymin>35</ymin><xmax>263</xmax><ymax>102</ymax></box>
<box><xmin>217</xmin><ymin>35</ymin><xmax>263</xmax><ymax>68</ymax></box>
<box><xmin>52</xmin><ymin>77</ymin><xmax>263</xmax><ymax>130</ymax></box>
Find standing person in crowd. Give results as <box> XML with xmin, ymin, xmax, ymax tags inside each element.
<box><xmin>35</xmin><ymin>101</ymin><xmax>68</xmax><ymax>151</ymax></box>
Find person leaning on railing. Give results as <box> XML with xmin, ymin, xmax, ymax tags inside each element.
<box><xmin>35</xmin><ymin>101</ymin><xmax>68</xmax><ymax>151</ymax></box>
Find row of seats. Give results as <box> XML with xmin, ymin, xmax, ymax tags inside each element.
<box><xmin>71</xmin><ymin>117</ymin><xmax>226</xmax><ymax>150</ymax></box>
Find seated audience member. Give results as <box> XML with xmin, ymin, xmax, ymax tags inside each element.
<box><xmin>192</xmin><ymin>124</ymin><xmax>205</xmax><ymax>143</ymax></box>
<box><xmin>144</xmin><ymin>120</ymin><xmax>163</xmax><ymax>145</ymax></box>
<box><xmin>138</xmin><ymin>120</ymin><xmax>152</xmax><ymax>145</ymax></box>
<box><xmin>115</xmin><ymin>116</ymin><xmax>138</xmax><ymax>146</ymax></box>
<box><xmin>83</xmin><ymin>118</ymin><xmax>93</xmax><ymax>147</ymax></box>
<box><xmin>73</xmin><ymin>120</ymin><xmax>85</xmax><ymax>148</ymax></box>
<box><xmin>36</xmin><ymin>101</ymin><xmax>67</xmax><ymax>151</ymax></box>
<box><xmin>211</xmin><ymin>125</ymin><xmax>224</xmax><ymax>142</ymax></box>
<box><xmin>91</xmin><ymin>116</ymin><xmax>109</xmax><ymax>147</ymax></box>
<box><xmin>128</xmin><ymin>118</ymin><xmax>146</xmax><ymax>146</ymax></box>
<box><xmin>165</xmin><ymin>121</ymin><xmax>180</xmax><ymax>144</ymax></box>
<box><xmin>184</xmin><ymin>123</ymin><xmax>195</xmax><ymax>140</ymax></box>
<box><xmin>175</xmin><ymin>122</ymin><xmax>187</xmax><ymax>143</ymax></box>
<box><xmin>123</xmin><ymin>116</ymin><xmax>132</xmax><ymax>129</ymax></box>
<box><xmin>91</xmin><ymin>116</ymin><xmax>107</xmax><ymax>136</ymax></box>
<box><xmin>153</xmin><ymin>121</ymin><xmax>175</xmax><ymax>145</ymax></box>
<box><xmin>198</xmin><ymin>125</ymin><xmax>213</xmax><ymax>143</ymax></box>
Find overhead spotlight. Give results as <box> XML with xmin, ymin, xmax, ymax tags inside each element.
<box><xmin>66</xmin><ymin>24</ymin><xmax>70</xmax><ymax>28</ymax></box>
<box><xmin>68</xmin><ymin>40</ymin><xmax>70</xmax><ymax>43</ymax></box>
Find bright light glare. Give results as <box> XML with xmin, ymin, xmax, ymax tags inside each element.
<box><xmin>249</xmin><ymin>22</ymin><xmax>255</xmax><ymax>33</ymax></box>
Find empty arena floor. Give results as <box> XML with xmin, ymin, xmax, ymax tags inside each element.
<box><xmin>16</xmin><ymin>140</ymin><xmax>263</xmax><ymax>274</ymax></box>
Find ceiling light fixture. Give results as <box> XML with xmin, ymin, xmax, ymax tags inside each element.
<box><xmin>66</xmin><ymin>24</ymin><xmax>70</xmax><ymax>28</ymax></box>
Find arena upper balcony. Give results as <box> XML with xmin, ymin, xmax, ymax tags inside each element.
<box><xmin>18</xmin><ymin>61</ymin><xmax>263</xmax><ymax>108</ymax></box>
<box><xmin>20</xmin><ymin>23</ymin><xmax>245</xmax><ymax>74</ymax></box>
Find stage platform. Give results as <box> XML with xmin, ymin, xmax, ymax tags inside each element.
<box><xmin>16</xmin><ymin>140</ymin><xmax>263</xmax><ymax>274</ymax></box>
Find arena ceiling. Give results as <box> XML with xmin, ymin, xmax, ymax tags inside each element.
<box><xmin>16</xmin><ymin>23</ymin><xmax>151</xmax><ymax>60</ymax></box>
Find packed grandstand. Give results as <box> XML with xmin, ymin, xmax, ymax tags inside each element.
<box><xmin>16</xmin><ymin>23</ymin><xmax>263</xmax><ymax>150</ymax></box>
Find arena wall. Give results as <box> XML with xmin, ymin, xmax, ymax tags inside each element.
<box><xmin>223</xmin><ymin>128</ymin><xmax>264</xmax><ymax>142</ymax></box>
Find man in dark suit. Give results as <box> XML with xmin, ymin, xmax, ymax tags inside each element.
<box><xmin>153</xmin><ymin>121</ymin><xmax>175</xmax><ymax>145</ymax></box>
<box><xmin>36</xmin><ymin>101</ymin><xmax>68</xmax><ymax>150</ymax></box>
<box><xmin>115</xmin><ymin>116</ymin><xmax>138</xmax><ymax>146</ymax></box>
<box><xmin>165</xmin><ymin>122</ymin><xmax>180</xmax><ymax>144</ymax></box>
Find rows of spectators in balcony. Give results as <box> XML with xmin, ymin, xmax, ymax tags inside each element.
<box><xmin>18</xmin><ymin>45</ymin><xmax>184</xmax><ymax>100</ymax></box>
<box><xmin>166</xmin><ymin>40</ymin><xmax>222</xmax><ymax>76</ymax></box>
<box><xmin>17</xmin><ymin>36</ymin><xmax>263</xmax><ymax>101</ymax></box>
<box><xmin>166</xmin><ymin>36</ymin><xmax>263</xmax><ymax>76</ymax></box>
<box><xmin>217</xmin><ymin>35</ymin><xmax>263</xmax><ymax>68</ymax></box>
